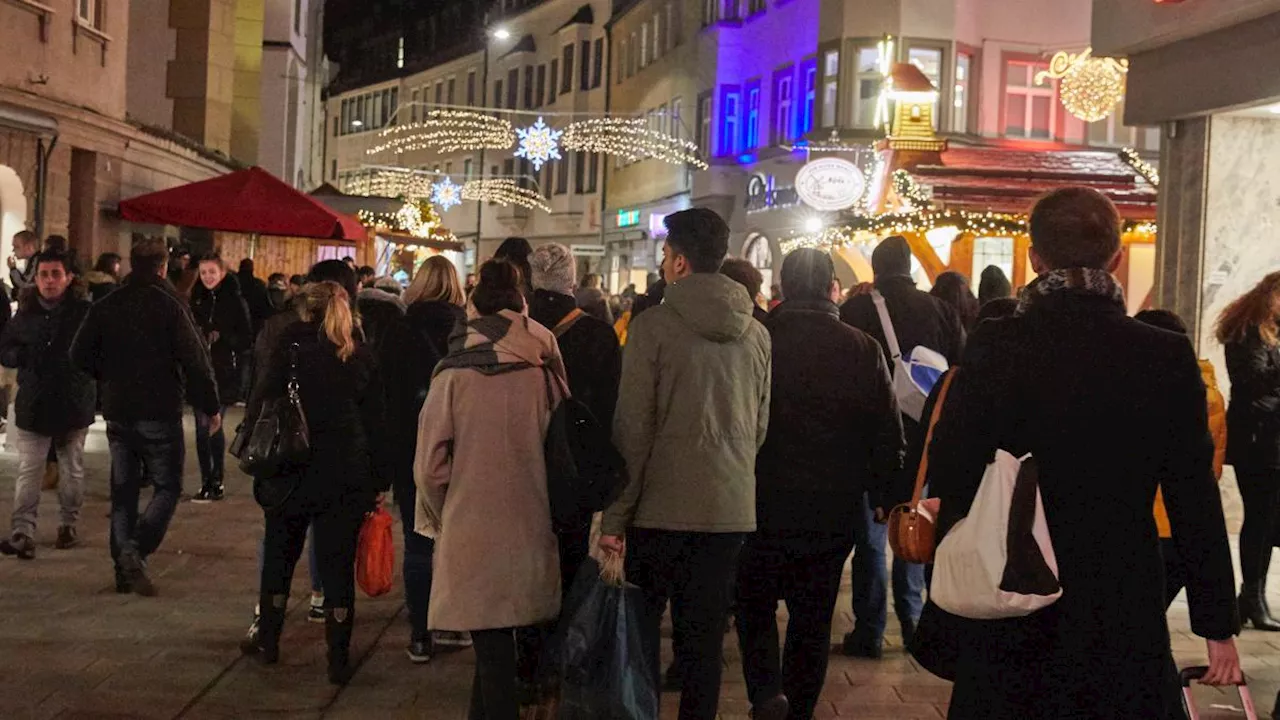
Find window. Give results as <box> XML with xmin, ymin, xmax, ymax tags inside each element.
<box><xmin>331</xmin><ymin>159</ymin><xmax>337</xmax><ymax>181</ymax></box>
<box><xmin>494</xmin><ymin>80</ymin><xmax>503</xmax><ymax>109</ymax></box>
<box><xmin>718</xmin><ymin>87</ymin><xmax>741</xmax><ymax>156</ymax></box>
<box><xmin>373</xmin><ymin>93</ymin><xmax>383</xmax><ymax>128</ymax></box>
<box><xmin>543</xmin><ymin>161</ymin><xmax>554</xmax><ymax>199</ymax></box>
<box><xmin>748</xmin><ymin>0</ymin><xmax>765</xmax><ymax>15</ymax></box>
<box><xmin>580</xmin><ymin>41</ymin><xmax>591</xmax><ymax>90</ymax></box>
<box><xmin>408</xmin><ymin>90</ymin><xmax>418</xmax><ymax>122</ymax></box>
<box><xmin>562</xmin><ymin>45</ymin><xmax>575</xmax><ymax>93</ymax></box>
<box><xmin>574</xmin><ymin>152</ymin><xmax>586</xmax><ymax>194</ymax></box>
<box><xmin>507</xmin><ymin>68</ymin><xmax>518</xmax><ymax>108</ymax></box>
<box><xmin>617</xmin><ymin>40</ymin><xmax>627</xmax><ymax>84</ymax></box>
<box><xmin>1088</xmin><ymin>98</ymin><xmax>1138</xmax><ymax>147</ymax></box>
<box><xmin>657</xmin><ymin>104</ymin><xmax>668</xmax><ymax>134</ymax></box>
<box><xmin>447</xmin><ymin>77</ymin><xmax>455</xmax><ymax>104</ymax></box>
<box><xmin>592</xmin><ymin>38</ymin><xmax>604</xmax><ymax>88</ymax></box>
<box><xmin>463</xmin><ymin>158</ymin><xmax>473</xmax><ymax>180</ymax></box>
<box><xmin>1004</xmin><ymin>61</ymin><xmax>1054</xmax><ymax>139</ymax></box>
<box><xmin>389</xmin><ymin>88</ymin><xmax>397</xmax><ymax>125</ymax></box>
<box><xmin>953</xmin><ymin>52</ymin><xmax>972</xmax><ymax>133</ymax></box>
<box><xmin>908</xmin><ymin>47</ymin><xmax>943</xmax><ymax>128</ymax></box>
<box><xmin>697</xmin><ymin>92</ymin><xmax>712</xmax><ymax>155</ymax></box>
<box><xmin>332</xmin><ymin>116</ymin><xmax>339</xmax><ymax>137</ymax></box>
<box><xmin>822</xmin><ymin>50</ymin><xmax>839</xmax><ymax>128</ymax></box>
<box><xmin>854</xmin><ymin>47</ymin><xmax>883</xmax><ymax>128</ymax></box>
<box><xmin>702</xmin><ymin>0</ymin><xmax>716</xmax><ymax>26</ymax></box>
<box><xmin>671</xmin><ymin>97</ymin><xmax>683</xmax><ymax>140</ymax></box>
<box><xmin>435</xmin><ymin>81</ymin><xmax>443</xmax><ymax>105</ymax></box>
<box><xmin>77</xmin><ymin>0</ymin><xmax>100</xmax><ymax>28</ymax></box>
<box><xmin>745</xmin><ymin>80</ymin><xmax>761</xmax><ymax>150</ymax></box>
<box><xmin>535</xmin><ymin>65</ymin><xmax>546</xmax><ymax>108</ymax></box>
<box><xmin>801</xmin><ymin>59</ymin><xmax>817</xmax><ymax>134</ymax></box>
<box><xmin>294</xmin><ymin>0</ymin><xmax>302</xmax><ymax>34</ymax></box>
<box><xmin>772</xmin><ymin>67</ymin><xmax>793</xmax><ymax>145</ymax></box>
<box><xmin>517</xmin><ymin>159</ymin><xmax>531</xmax><ymax>190</ymax></box>
<box><xmin>525</xmin><ymin>66</ymin><xmax>534</xmax><ymax>108</ymax></box>
<box><xmin>723</xmin><ymin>0</ymin><xmax>740</xmax><ymax>21</ymax></box>
<box><xmin>669</xmin><ymin>1</ymin><xmax>682</xmax><ymax>48</ymax></box>
<box><xmin>587</xmin><ymin>153</ymin><xmax>599</xmax><ymax>193</ymax></box>
<box><xmin>973</xmin><ymin>237</ymin><xmax>1014</xmax><ymax>284</ymax></box>
<box><xmin>467</xmin><ymin>71</ymin><xmax>477</xmax><ymax>105</ymax></box>
<box><xmin>556</xmin><ymin>154</ymin><xmax>569</xmax><ymax>194</ymax></box>
<box><xmin>653</xmin><ymin>13</ymin><xmax>662</xmax><ymax>62</ymax></box>
<box><xmin>549</xmin><ymin>60</ymin><xmax>559</xmax><ymax>103</ymax></box>
<box><xmin>640</xmin><ymin>23</ymin><xmax>649</xmax><ymax>69</ymax></box>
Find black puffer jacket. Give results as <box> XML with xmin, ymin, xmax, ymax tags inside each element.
<box><xmin>358</xmin><ymin>288</ymin><xmax>431</xmax><ymax>488</ymax></box>
<box><xmin>405</xmin><ymin>299</ymin><xmax>465</xmax><ymax>360</ymax></box>
<box><xmin>528</xmin><ymin>289</ymin><xmax>622</xmax><ymax>427</ymax></box>
<box><xmin>756</xmin><ymin>300</ymin><xmax>903</xmax><ymax>532</ymax></box>
<box><xmin>238</xmin><ymin>271</ymin><xmax>274</xmax><ymax>336</ymax></box>
<box><xmin>256</xmin><ymin>321</ymin><xmax>390</xmax><ymax>506</ymax></box>
<box><xmin>0</xmin><ymin>292</ymin><xmax>96</xmax><ymax>436</ymax></box>
<box><xmin>70</xmin><ymin>273</ymin><xmax>219</xmax><ymax>423</ymax></box>
<box><xmin>1224</xmin><ymin>327</ymin><xmax>1280</xmax><ymax>468</ymax></box>
<box><xmin>190</xmin><ymin>275</ymin><xmax>253</xmax><ymax>405</ymax></box>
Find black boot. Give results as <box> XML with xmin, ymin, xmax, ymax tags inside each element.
<box><xmin>1238</xmin><ymin>584</ymin><xmax>1280</xmax><ymax>632</ymax></box>
<box><xmin>326</xmin><ymin>607</ymin><xmax>355</xmax><ymax>686</ymax></box>
<box><xmin>243</xmin><ymin>594</ymin><xmax>286</xmax><ymax>663</ymax></box>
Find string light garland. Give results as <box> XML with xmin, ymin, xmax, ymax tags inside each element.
<box><xmin>431</xmin><ymin>177</ymin><xmax>463</xmax><ymax>211</ymax></box>
<box><xmin>561</xmin><ymin>118</ymin><xmax>708</xmax><ymax>169</ymax></box>
<box><xmin>892</xmin><ymin>170</ymin><xmax>933</xmax><ymax>210</ymax></box>
<box><xmin>514</xmin><ymin>117</ymin><xmax>562</xmax><ymax>171</ymax></box>
<box><xmin>1036</xmin><ymin>48</ymin><xmax>1128</xmax><ymax>123</ymax></box>
<box><xmin>1119</xmin><ymin>147</ymin><xmax>1160</xmax><ymax>187</ymax></box>
<box><xmin>461</xmin><ymin>178</ymin><xmax>552</xmax><ymax>213</ymax></box>
<box><xmin>367</xmin><ymin>110</ymin><xmax>515</xmax><ymax>155</ymax></box>
<box><xmin>343</xmin><ymin>168</ymin><xmax>434</xmax><ymax>198</ymax></box>
<box><xmin>358</xmin><ymin>199</ymin><xmax>458</xmax><ymax>244</ymax></box>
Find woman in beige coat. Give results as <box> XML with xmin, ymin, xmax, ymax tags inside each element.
<box><xmin>414</xmin><ymin>258</ymin><xmax>565</xmax><ymax>719</ymax></box>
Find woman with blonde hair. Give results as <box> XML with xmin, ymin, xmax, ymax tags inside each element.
<box><xmin>400</xmin><ymin>254</ymin><xmax>469</xmax><ymax>660</ymax></box>
<box><xmin>241</xmin><ymin>280</ymin><xmax>389</xmax><ymax>685</ymax></box>
<box><xmin>1219</xmin><ymin>271</ymin><xmax>1280</xmax><ymax>631</ymax></box>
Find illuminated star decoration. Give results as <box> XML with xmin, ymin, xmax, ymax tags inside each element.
<box><xmin>431</xmin><ymin>177</ymin><xmax>463</xmax><ymax>211</ymax></box>
<box><xmin>514</xmin><ymin>116</ymin><xmax>562</xmax><ymax>171</ymax></box>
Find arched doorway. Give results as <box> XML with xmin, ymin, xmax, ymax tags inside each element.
<box><xmin>0</xmin><ymin>165</ymin><xmax>28</xmax><ymax>268</ymax></box>
<box><xmin>743</xmin><ymin>232</ymin><xmax>774</xmax><ymax>300</ymax></box>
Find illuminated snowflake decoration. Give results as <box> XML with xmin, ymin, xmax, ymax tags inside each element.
<box><xmin>431</xmin><ymin>177</ymin><xmax>462</xmax><ymax>211</ymax></box>
<box><xmin>514</xmin><ymin>116</ymin><xmax>562</xmax><ymax>171</ymax></box>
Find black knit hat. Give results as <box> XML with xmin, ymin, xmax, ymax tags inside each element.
<box><xmin>872</xmin><ymin>235</ymin><xmax>913</xmax><ymax>281</ymax></box>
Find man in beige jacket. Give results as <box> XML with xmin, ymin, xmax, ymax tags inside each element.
<box><xmin>600</xmin><ymin>207</ymin><xmax>772</xmax><ymax>720</ymax></box>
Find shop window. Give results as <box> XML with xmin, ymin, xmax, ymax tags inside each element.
<box><xmin>772</xmin><ymin>67</ymin><xmax>794</xmax><ymax>145</ymax></box>
<box><xmin>745</xmin><ymin>80</ymin><xmax>761</xmax><ymax>150</ymax></box>
<box><xmin>1004</xmin><ymin>61</ymin><xmax>1055</xmax><ymax>140</ymax></box>
<box><xmin>853</xmin><ymin>47</ymin><xmax>882</xmax><ymax>128</ymax></box>
<box><xmin>973</xmin><ymin>237</ymin><xmax>1014</xmax><ymax>285</ymax></box>
<box><xmin>954</xmin><ymin>52</ymin><xmax>973</xmax><ymax>134</ymax></box>
<box><xmin>562</xmin><ymin>44</ymin><xmax>575</xmax><ymax>94</ymax></box>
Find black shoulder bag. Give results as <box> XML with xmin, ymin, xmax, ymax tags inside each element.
<box><xmin>542</xmin><ymin>368</ymin><xmax>627</xmax><ymax>533</ymax></box>
<box><xmin>241</xmin><ymin>343</ymin><xmax>311</xmax><ymax>509</ymax></box>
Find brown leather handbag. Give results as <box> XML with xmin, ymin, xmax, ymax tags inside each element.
<box><xmin>888</xmin><ymin>370</ymin><xmax>956</xmax><ymax>564</ymax></box>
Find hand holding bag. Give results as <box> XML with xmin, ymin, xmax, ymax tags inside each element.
<box><xmin>888</xmin><ymin>370</ymin><xmax>956</xmax><ymax>564</ymax></box>
<box><xmin>242</xmin><ymin>343</ymin><xmax>310</xmax><ymax>509</ymax></box>
<box><xmin>356</xmin><ymin>502</ymin><xmax>395</xmax><ymax>598</ymax></box>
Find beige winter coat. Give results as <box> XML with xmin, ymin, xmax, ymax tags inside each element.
<box><xmin>414</xmin><ymin>310</ymin><xmax>565</xmax><ymax>631</ymax></box>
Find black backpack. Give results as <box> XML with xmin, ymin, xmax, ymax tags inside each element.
<box><xmin>543</xmin><ymin>310</ymin><xmax>627</xmax><ymax>531</ymax></box>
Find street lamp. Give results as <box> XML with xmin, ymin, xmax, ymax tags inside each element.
<box><xmin>490</xmin><ymin>27</ymin><xmax>511</xmax><ymax>40</ymax></box>
<box><xmin>804</xmin><ymin>217</ymin><xmax>824</xmax><ymax>233</ymax></box>
<box><xmin>474</xmin><ymin>21</ymin><xmax>513</xmax><ymax>268</ymax></box>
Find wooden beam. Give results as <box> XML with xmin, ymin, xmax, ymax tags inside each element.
<box><xmin>1013</xmin><ymin>234</ymin><xmax>1031</xmax><ymax>289</ymax></box>
<box><xmin>948</xmin><ymin>232</ymin><xmax>975</xmax><ymax>279</ymax></box>
<box><xmin>903</xmin><ymin>231</ymin><xmax>945</xmax><ymax>283</ymax></box>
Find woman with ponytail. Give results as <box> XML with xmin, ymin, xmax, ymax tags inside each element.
<box><xmin>242</xmin><ymin>280</ymin><xmax>390</xmax><ymax>686</ymax></box>
<box><xmin>415</xmin><ymin>259</ymin><xmax>567</xmax><ymax>716</ymax></box>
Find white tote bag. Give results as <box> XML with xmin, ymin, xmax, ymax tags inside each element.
<box><xmin>930</xmin><ymin>450</ymin><xmax>1063</xmax><ymax>620</ymax></box>
<box><xmin>871</xmin><ymin>291</ymin><xmax>949</xmax><ymax>422</ymax></box>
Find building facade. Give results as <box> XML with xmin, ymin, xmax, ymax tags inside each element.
<box><xmin>1</xmin><ymin>0</ymin><xmax>233</xmax><ymax>266</ymax></box>
<box><xmin>1092</xmin><ymin>0</ymin><xmax>1280</xmax><ymax>379</ymax></box>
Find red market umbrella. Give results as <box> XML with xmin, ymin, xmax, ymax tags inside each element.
<box><xmin>120</xmin><ymin>167</ymin><xmax>367</xmax><ymax>240</ymax></box>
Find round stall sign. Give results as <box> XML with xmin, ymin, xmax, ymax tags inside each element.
<box><xmin>795</xmin><ymin>157</ymin><xmax>866</xmax><ymax>212</ymax></box>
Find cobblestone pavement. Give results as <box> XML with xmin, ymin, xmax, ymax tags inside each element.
<box><xmin>0</xmin><ymin>412</ymin><xmax>1273</xmax><ymax>719</ymax></box>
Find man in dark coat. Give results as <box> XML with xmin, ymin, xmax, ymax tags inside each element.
<box><xmin>71</xmin><ymin>238</ymin><xmax>220</xmax><ymax>597</ymax></box>
<box><xmin>0</xmin><ymin>251</ymin><xmax>95</xmax><ymax>559</ymax></box>
<box><xmin>925</xmin><ymin>188</ymin><xmax>1241</xmax><ymax>718</ymax></box>
<box><xmin>736</xmin><ymin>248</ymin><xmax>903</xmax><ymax>719</ymax></box>
<box><xmin>839</xmin><ymin>235</ymin><xmax>966</xmax><ymax>657</ymax></box>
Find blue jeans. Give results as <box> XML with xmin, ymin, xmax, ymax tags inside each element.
<box><xmin>258</xmin><ymin>524</ymin><xmax>322</xmax><ymax>594</ymax></box>
<box><xmin>107</xmin><ymin>420</ymin><xmax>185</xmax><ymax>565</ymax></box>
<box><xmin>850</xmin><ymin>492</ymin><xmax>925</xmax><ymax>643</ymax></box>
<box><xmin>194</xmin><ymin>406</ymin><xmax>228</xmax><ymax>484</ymax></box>
<box><xmin>394</xmin><ymin>477</ymin><xmax>434</xmax><ymax>642</ymax></box>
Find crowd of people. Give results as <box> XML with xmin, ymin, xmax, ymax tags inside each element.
<box><xmin>0</xmin><ymin>183</ymin><xmax>1272</xmax><ymax>719</ymax></box>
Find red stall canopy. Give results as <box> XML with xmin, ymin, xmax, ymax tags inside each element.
<box><xmin>119</xmin><ymin>167</ymin><xmax>367</xmax><ymax>240</ymax></box>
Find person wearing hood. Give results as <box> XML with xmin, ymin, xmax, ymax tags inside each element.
<box><xmin>414</xmin><ymin>259</ymin><xmax>567</xmax><ymax>717</ymax></box>
<box><xmin>86</xmin><ymin>253</ymin><xmax>121</xmax><ymax>303</ymax></box>
<box><xmin>599</xmin><ymin>207</ymin><xmax>771</xmax><ymax>720</ymax></box>
<box><xmin>189</xmin><ymin>253</ymin><xmax>252</xmax><ymax>502</ymax></box>
<box><xmin>978</xmin><ymin>264</ymin><xmax>1013</xmax><ymax>306</ymax></box>
<box><xmin>838</xmin><ymin>235</ymin><xmax>965</xmax><ymax>659</ymax></box>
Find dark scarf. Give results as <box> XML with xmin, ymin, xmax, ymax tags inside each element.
<box><xmin>1016</xmin><ymin>268</ymin><xmax>1126</xmax><ymax>316</ymax></box>
<box><xmin>771</xmin><ymin>298</ymin><xmax>839</xmax><ymax>319</ymax></box>
<box><xmin>434</xmin><ymin>308</ymin><xmax>565</xmax><ymax>383</ymax></box>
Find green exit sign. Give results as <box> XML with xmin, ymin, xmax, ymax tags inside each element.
<box><xmin>617</xmin><ymin>209</ymin><xmax>640</xmax><ymax>227</ymax></box>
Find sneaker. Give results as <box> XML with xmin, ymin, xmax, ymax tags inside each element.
<box><xmin>433</xmin><ymin>630</ymin><xmax>473</xmax><ymax>649</ymax></box>
<box><xmin>54</xmin><ymin>526</ymin><xmax>78</xmax><ymax>550</ymax></box>
<box><xmin>120</xmin><ymin>557</ymin><xmax>156</xmax><ymax>597</ymax></box>
<box><xmin>308</xmin><ymin>596</ymin><xmax>326</xmax><ymax>624</ymax></box>
<box><xmin>240</xmin><ymin>615</ymin><xmax>262</xmax><ymax>655</ymax></box>
<box><xmin>406</xmin><ymin>638</ymin><xmax>433</xmax><ymax>664</ymax></box>
<box><xmin>191</xmin><ymin>485</ymin><xmax>223</xmax><ymax>503</ymax></box>
<box><xmin>0</xmin><ymin>533</ymin><xmax>35</xmax><ymax>560</ymax></box>
<box><xmin>842</xmin><ymin>632</ymin><xmax>883</xmax><ymax>659</ymax></box>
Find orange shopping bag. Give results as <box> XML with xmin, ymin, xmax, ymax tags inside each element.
<box><xmin>356</xmin><ymin>504</ymin><xmax>395</xmax><ymax>597</ymax></box>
